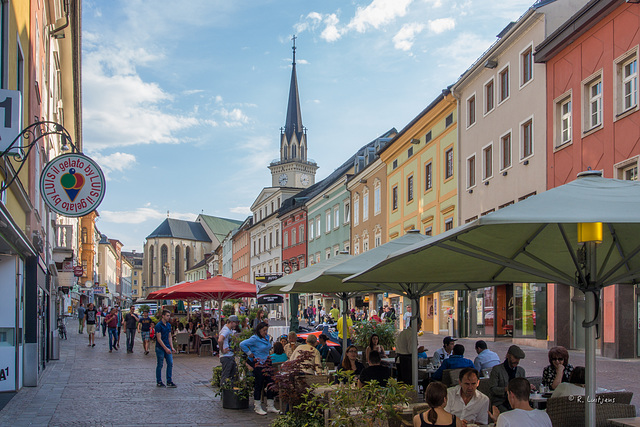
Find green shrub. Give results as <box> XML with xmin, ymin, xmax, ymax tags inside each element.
<box><xmin>352</xmin><ymin>320</ymin><xmax>397</xmax><ymax>350</ymax></box>
<box><xmin>222</xmin><ymin>304</ymin><xmax>235</xmax><ymax>318</ymax></box>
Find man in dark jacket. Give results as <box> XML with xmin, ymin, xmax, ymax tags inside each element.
<box><xmin>489</xmin><ymin>345</ymin><xmax>526</xmax><ymax>412</ymax></box>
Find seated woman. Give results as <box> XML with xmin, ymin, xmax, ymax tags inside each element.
<box><xmin>551</xmin><ymin>366</ymin><xmax>586</xmax><ymax>398</ymax></box>
<box><xmin>542</xmin><ymin>346</ymin><xmax>574</xmax><ymax>390</ymax></box>
<box><xmin>337</xmin><ymin>345</ymin><xmax>365</xmax><ymax>381</ymax></box>
<box><xmin>175</xmin><ymin>323</ymin><xmax>189</xmax><ymax>352</ymax></box>
<box><xmin>195</xmin><ymin>323</ymin><xmax>214</xmax><ymax>353</ymax></box>
<box><xmin>269</xmin><ymin>341</ymin><xmax>288</xmax><ymax>363</ymax></box>
<box><xmin>413</xmin><ymin>382</ymin><xmax>463</xmax><ymax>427</ymax></box>
<box><xmin>365</xmin><ymin>334</ymin><xmax>385</xmax><ymax>364</ymax></box>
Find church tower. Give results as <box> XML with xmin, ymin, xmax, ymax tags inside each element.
<box><xmin>269</xmin><ymin>36</ymin><xmax>318</xmax><ymax>188</ymax></box>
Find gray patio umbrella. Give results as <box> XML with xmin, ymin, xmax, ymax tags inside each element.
<box><xmin>280</xmin><ymin>230</ymin><xmax>431</xmax><ymax>385</ymax></box>
<box><xmin>346</xmin><ymin>171</ymin><xmax>640</xmax><ymax>427</ymax></box>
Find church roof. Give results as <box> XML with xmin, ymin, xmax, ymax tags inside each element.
<box><xmin>146</xmin><ymin>218</ymin><xmax>211</xmax><ymax>242</ymax></box>
<box><xmin>198</xmin><ymin>215</ymin><xmax>244</xmax><ymax>242</ymax></box>
<box><xmin>284</xmin><ymin>39</ymin><xmax>304</xmax><ymax>143</ymax></box>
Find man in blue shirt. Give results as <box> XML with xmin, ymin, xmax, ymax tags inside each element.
<box><xmin>432</xmin><ymin>344</ymin><xmax>475</xmax><ymax>381</ymax></box>
<box><xmin>473</xmin><ymin>340</ymin><xmax>501</xmax><ymax>374</ymax></box>
<box><xmin>155</xmin><ymin>309</ymin><xmax>176</xmax><ymax>388</ymax></box>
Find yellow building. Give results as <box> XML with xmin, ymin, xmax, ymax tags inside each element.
<box><xmin>378</xmin><ymin>91</ymin><xmax>458</xmax><ymax>334</ymax></box>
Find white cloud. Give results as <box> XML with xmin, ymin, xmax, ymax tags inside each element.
<box><xmin>321</xmin><ymin>14</ymin><xmax>342</xmax><ymax>42</ymax></box>
<box><xmin>183</xmin><ymin>89</ymin><xmax>204</xmax><ymax>95</ymax></box>
<box><xmin>393</xmin><ymin>23</ymin><xmax>425</xmax><ymax>51</ymax></box>
<box><xmin>297</xmin><ymin>59</ymin><xmax>309</xmax><ymax>65</ymax></box>
<box><xmin>100</xmin><ymin>207</ymin><xmax>197</xmax><ymax>224</ymax></box>
<box><xmin>90</xmin><ymin>152</ymin><xmax>137</xmax><ymax>179</ymax></box>
<box><xmin>230</xmin><ymin>206</ymin><xmax>251</xmax><ymax>215</ymax></box>
<box><xmin>435</xmin><ymin>32</ymin><xmax>495</xmax><ymax>73</ymax></box>
<box><xmin>428</xmin><ymin>18</ymin><xmax>455</xmax><ymax>34</ymax></box>
<box><xmin>347</xmin><ymin>0</ymin><xmax>413</xmax><ymax>32</ymax></box>
<box><xmin>424</xmin><ymin>0</ymin><xmax>442</xmax><ymax>7</ymax></box>
<box><xmin>218</xmin><ymin>108</ymin><xmax>249</xmax><ymax>127</ymax></box>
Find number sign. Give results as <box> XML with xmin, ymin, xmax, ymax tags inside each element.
<box><xmin>0</xmin><ymin>89</ymin><xmax>22</xmax><ymax>154</ymax></box>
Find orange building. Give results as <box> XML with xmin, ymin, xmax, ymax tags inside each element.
<box><xmin>232</xmin><ymin>217</ymin><xmax>252</xmax><ymax>284</ymax></box>
<box><xmin>536</xmin><ymin>0</ymin><xmax>640</xmax><ymax>358</ymax></box>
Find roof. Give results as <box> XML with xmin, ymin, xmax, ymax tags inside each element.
<box><xmin>198</xmin><ymin>215</ymin><xmax>244</xmax><ymax>242</ymax></box>
<box><xmin>146</xmin><ymin>218</ymin><xmax>212</xmax><ymax>242</ymax></box>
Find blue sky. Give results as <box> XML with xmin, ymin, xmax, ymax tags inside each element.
<box><xmin>82</xmin><ymin>0</ymin><xmax>533</xmax><ymax>251</ymax></box>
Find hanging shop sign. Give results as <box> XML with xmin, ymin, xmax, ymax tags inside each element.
<box><xmin>40</xmin><ymin>153</ymin><xmax>106</xmax><ymax>217</ymax></box>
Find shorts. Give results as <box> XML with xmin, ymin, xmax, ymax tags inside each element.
<box><xmin>87</xmin><ymin>324</ymin><xmax>96</xmax><ymax>334</ymax></box>
<box><xmin>141</xmin><ymin>331</ymin><xmax>150</xmax><ymax>341</ymax></box>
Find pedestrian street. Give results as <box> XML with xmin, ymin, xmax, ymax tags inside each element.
<box><xmin>0</xmin><ymin>319</ymin><xmax>275</xmax><ymax>426</ymax></box>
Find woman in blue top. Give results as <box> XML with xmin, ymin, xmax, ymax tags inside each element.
<box><xmin>269</xmin><ymin>341</ymin><xmax>288</xmax><ymax>363</ymax></box>
<box><xmin>240</xmin><ymin>322</ymin><xmax>278</xmax><ymax>415</ymax></box>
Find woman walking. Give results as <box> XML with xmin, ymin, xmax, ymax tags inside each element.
<box><xmin>240</xmin><ymin>322</ymin><xmax>278</xmax><ymax>415</ymax></box>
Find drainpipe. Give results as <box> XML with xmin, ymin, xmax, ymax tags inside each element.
<box><xmin>50</xmin><ymin>0</ymin><xmax>70</xmax><ymax>39</ymax></box>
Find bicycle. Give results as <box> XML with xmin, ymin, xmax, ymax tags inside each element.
<box><xmin>57</xmin><ymin>316</ymin><xmax>67</xmax><ymax>340</ymax></box>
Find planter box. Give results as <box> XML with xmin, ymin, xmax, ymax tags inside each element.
<box><xmin>222</xmin><ymin>389</ymin><xmax>249</xmax><ymax>410</ymax></box>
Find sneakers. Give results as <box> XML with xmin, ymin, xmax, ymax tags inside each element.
<box><xmin>144</xmin><ymin>350</ymin><xmax>149</xmax><ymax>355</ymax></box>
<box><xmin>266</xmin><ymin>399</ymin><xmax>279</xmax><ymax>413</ymax></box>
<box><xmin>109</xmin><ymin>350</ymin><xmax>112</xmax><ymax>353</ymax></box>
<box><xmin>166</xmin><ymin>382</ymin><xmax>177</xmax><ymax>388</ymax></box>
<box><xmin>157</xmin><ymin>382</ymin><xmax>166</xmax><ymax>387</ymax></box>
<box><xmin>254</xmin><ymin>401</ymin><xmax>267</xmax><ymax>415</ymax></box>
<box><xmin>92</xmin><ymin>344</ymin><xmax>95</xmax><ymax>347</ymax></box>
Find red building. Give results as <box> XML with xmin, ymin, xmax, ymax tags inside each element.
<box><xmin>280</xmin><ymin>201</ymin><xmax>308</xmax><ymax>274</ymax></box>
<box><xmin>536</xmin><ymin>0</ymin><xmax>640</xmax><ymax>358</ymax></box>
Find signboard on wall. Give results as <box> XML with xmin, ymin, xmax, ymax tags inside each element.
<box><xmin>0</xmin><ymin>89</ymin><xmax>22</xmax><ymax>155</ymax></box>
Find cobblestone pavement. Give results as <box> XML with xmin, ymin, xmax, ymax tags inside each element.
<box><xmin>0</xmin><ymin>320</ymin><xmax>277</xmax><ymax>426</ymax></box>
<box><xmin>417</xmin><ymin>334</ymin><xmax>640</xmax><ymax>412</ymax></box>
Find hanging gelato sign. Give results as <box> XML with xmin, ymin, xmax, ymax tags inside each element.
<box><xmin>40</xmin><ymin>153</ymin><xmax>106</xmax><ymax>217</ymax></box>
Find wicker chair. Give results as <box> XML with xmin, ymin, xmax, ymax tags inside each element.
<box><xmin>546</xmin><ymin>395</ymin><xmax>636</xmax><ymax>427</ymax></box>
<box><xmin>477</xmin><ymin>378</ymin><xmax>491</xmax><ymax>398</ymax></box>
<box><xmin>442</xmin><ymin>369</ymin><xmax>463</xmax><ymax>387</ymax></box>
<box><xmin>596</xmin><ymin>391</ymin><xmax>633</xmax><ymax>405</ymax></box>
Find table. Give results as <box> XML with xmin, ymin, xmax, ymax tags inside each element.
<box><xmin>269</xmin><ymin>325</ymin><xmax>289</xmax><ymax>339</ymax></box>
<box><xmin>608</xmin><ymin>418</ymin><xmax>640</xmax><ymax>427</ymax></box>
<box><xmin>381</xmin><ymin>357</ymin><xmax>396</xmax><ymax>365</ymax></box>
<box><xmin>529</xmin><ymin>393</ymin><xmax>548</xmax><ymax>410</ymax></box>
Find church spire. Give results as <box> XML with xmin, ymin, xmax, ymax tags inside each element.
<box><xmin>284</xmin><ymin>35</ymin><xmax>304</xmax><ymax>144</ymax></box>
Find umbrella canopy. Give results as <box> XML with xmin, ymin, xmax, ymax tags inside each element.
<box><xmin>146</xmin><ymin>281</ymin><xmax>192</xmax><ymax>300</ymax></box>
<box><xmin>346</xmin><ymin>172</ymin><xmax>640</xmax><ymax>427</ymax></box>
<box><xmin>164</xmin><ymin>275</ymin><xmax>257</xmax><ymax>301</ymax></box>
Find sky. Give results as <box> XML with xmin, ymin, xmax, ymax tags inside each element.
<box><xmin>81</xmin><ymin>0</ymin><xmax>534</xmax><ymax>252</ymax></box>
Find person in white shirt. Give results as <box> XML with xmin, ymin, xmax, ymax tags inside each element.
<box><xmin>489</xmin><ymin>377</ymin><xmax>552</xmax><ymax>427</ymax></box>
<box><xmin>551</xmin><ymin>366</ymin><xmax>586</xmax><ymax>398</ymax></box>
<box><xmin>444</xmin><ymin>368</ymin><xmax>490</xmax><ymax>425</ymax></box>
<box><xmin>402</xmin><ymin>305</ymin><xmax>412</xmax><ymax>329</ymax></box>
<box><xmin>433</xmin><ymin>336</ymin><xmax>456</xmax><ymax>364</ymax></box>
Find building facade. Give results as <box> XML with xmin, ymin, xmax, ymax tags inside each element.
<box><xmin>232</xmin><ymin>217</ymin><xmax>252</xmax><ymax>284</ymax></box>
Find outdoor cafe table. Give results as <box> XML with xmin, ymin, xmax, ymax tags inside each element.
<box><xmin>608</xmin><ymin>418</ymin><xmax>640</xmax><ymax>427</ymax></box>
<box><xmin>269</xmin><ymin>325</ymin><xmax>289</xmax><ymax>339</ymax></box>
<box><xmin>529</xmin><ymin>393</ymin><xmax>549</xmax><ymax>410</ymax></box>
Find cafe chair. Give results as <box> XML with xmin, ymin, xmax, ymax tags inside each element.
<box><xmin>175</xmin><ymin>334</ymin><xmax>190</xmax><ymax>354</ymax></box>
<box><xmin>199</xmin><ymin>339</ymin><xmax>213</xmax><ymax>357</ymax></box>
<box><xmin>442</xmin><ymin>369</ymin><xmax>463</xmax><ymax>387</ymax></box>
<box><xmin>477</xmin><ymin>378</ymin><xmax>491</xmax><ymax>398</ymax></box>
<box><xmin>546</xmin><ymin>395</ymin><xmax>636</xmax><ymax>427</ymax></box>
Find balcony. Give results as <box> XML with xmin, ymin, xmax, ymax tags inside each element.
<box><xmin>53</xmin><ymin>224</ymin><xmax>74</xmax><ymax>263</ymax></box>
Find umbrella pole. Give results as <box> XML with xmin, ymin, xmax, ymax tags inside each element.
<box><xmin>411</xmin><ymin>296</ymin><xmax>419</xmax><ymax>394</ymax></box>
<box><xmin>341</xmin><ymin>296</ymin><xmax>349</xmax><ymax>363</ymax></box>
<box><xmin>585</xmin><ymin>242</ymin><xmax>597</xmax><ymax>427</ymax></box>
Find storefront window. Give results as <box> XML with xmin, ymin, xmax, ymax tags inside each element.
<box><xmin>439</xmin><ymin>291</ymin><xmax>455</xmax><ymax>331</ymax></box>
<box><xmin>515</xmin><ymin>283</ymin><xmax>540</xmax><ymax>337</ymax></box>
<box><xmin>483</xmin><ymin>288</ymin><xmax>494</xmax><ymax>329</ymax></box>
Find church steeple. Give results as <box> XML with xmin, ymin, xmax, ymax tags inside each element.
<box><xmin>269</xmin><ymin>36</ymin><xmax>317</xmax><ymax>189</ymax></box>
<box><xmin>284</xmin><ymin>35</ymin><xmax>304</xmax><ymax>146</ymax></box>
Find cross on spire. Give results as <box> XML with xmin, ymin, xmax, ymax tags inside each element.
<box><xmin>292</xmin><ymin>35</ymin><xmax>297</xmax><ymax>65</ymax></box>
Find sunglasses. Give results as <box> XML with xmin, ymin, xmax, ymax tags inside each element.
<box><xmin>551</xmin><ymin>358</ymin><xmax>564</xmax><ymax>362</ymax></box>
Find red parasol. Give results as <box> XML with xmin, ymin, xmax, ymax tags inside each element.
<box><xmin>146</xmin><ymin>281</ymin><xmax>192</xmax><ymax>300</ymax></box>
<box><xmin>163</xmin><ymin>275</ymin><xmax>257</xmax><ymax>301</ymax></box>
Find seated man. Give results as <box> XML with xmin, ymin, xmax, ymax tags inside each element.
<box><xmin>316</xmin><ymin>334</ymin><xmax>330</xmax><ymax>360</ymax></box>
<box><xmin>489</xmin><ymin>345</ymin><xmax>526</xmax><ymax>413</ymax></box>
<box><xmin>358</xmin><ymin>350</ymin><xmax>391</xmax><ymax>387</ymax></box>
<box><xmin>489</xmin><ymin>377</ymin><xmax>552</xmax><ymax>427</ymax></box>
<box><xmin>290</xmin><ymin>334</ymin><xmax>322</xmax><ymax>375</ymax></box>
<box><xmin>474</xmin><ymin>340</ymin><xmax>500</xmax><ymax>373</ymax></box>
<box><xmin>444</xmin><ymin>367</ymin><xmax>490</xmax><ymax>425</ymax></box>
<box><xmin>284</xmin><ymin>331</ymin><xmax>298</xmax><ymax>359</ymax></box>
<box><xmin>431</xmin><ymin>344</ymin><xmax>475</xmax><ymax>381</ymax></box>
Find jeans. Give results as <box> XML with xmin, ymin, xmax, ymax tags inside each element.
<box><xmin>126</xmin><ymin>328</ymin><xmax>136</xmax><ymax>351</ymax></box>
<box><xmin>108</xmin><ymin>327</ymin><xmax>118</xmax><ymax>350</ymax></box>
<box><xmin>252</xmin><ymin>365</ymin><xmax>274</xmax><ymax>400</ymax></box>
<box><xmin>155</xmin><ymin>346</ymin><xmax>173</xmax><ymax>383</ymax></box>
<box><xmin>78</xmin><ymin>318</ymin><xmax>85</xmax><ymax>333</ymax></box>
<box><xmin>220</xmin><ymin>356</ymin><xmax>237</xmax><ymax>386</ymax></box>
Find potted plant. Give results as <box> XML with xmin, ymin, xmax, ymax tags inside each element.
<box><xmin>211</xmin><ymin>328</ymin><xmax>255</xmax><ymax>409</ymax></box>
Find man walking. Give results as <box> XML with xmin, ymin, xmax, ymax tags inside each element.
<box><xmin>155</xmin><ymin>309</ymin><xmax>176</xmax><ymax>388</ymax></box>
<box><xmin>218</xmin><ymin>315</ymin><xmax>239</xmax><ymax>386</ymax></box>
<box><xmin>403</xmin><ymin>305</ymin><xmax>411</xmax><ymax>329</ymax></box>
<box><xmin>124</xmin><ymin>306</ymin><xmax>140</xmax><ymax>353</ymax></box>
<box><xmin>138</xmin><ymin>310</ymin><xmax>152</xmax><ymax>355</ymax></box>
<box><xmin>77</xmin><ymin>303</ymin><xmax>86</xmax><ymax>334</ymax></box>
<box><xmin>115</xmin><ymin>306</ymin><xmax>123</xmax><ymax>349</ymax></box>
<box><xmin>85</xmin><ymin>303</ymin><xmax>98</xmax><ymax>347</ymax></box>
<box><xmin>105</xmin><ymin>308</ymin><xmax>119</xmax><ymax>352</ymax></box>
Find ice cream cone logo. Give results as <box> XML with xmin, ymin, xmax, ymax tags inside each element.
<box><xmin>60</xmin><ymin>168</ymin><xmax>85</xmax><ymax>202</ymax></box>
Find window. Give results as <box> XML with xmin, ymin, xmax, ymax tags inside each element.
<box><xmin>467</xmin><ymin>155</ymin><xmax>476</xmax><ymax>189</ymax></box>
<box><xmin>334</xmin><ymin>206</ymin><xmax>339</xmax><ymax>228</ymax></box>
<box><xmin>557</xmin><ymin>97</ymin><xmax>572</xmax><ymax>146</ymax></box>
<box><xmin>445</xmin><ymin>113</ymin><xmax>453</xmax><ymax>127</ymax></box>
<box><xmin>445</xmin><ymin>149</ymin><xmax>454</xmax><ymax>179</ymax></box>
<box><xmin>425</xmin><ymin>162</ymin><xmax>432</xmax><ymax>191</ymax></box>
<box><xmin>521</xmin><ymin>45</ymin><xmax>533</xmax><ymax>86</ymax></box>
<box><xmin>374</xmin><ymin>182</ymin><xmax>381</xmax><ymax>215</ymax></box>
<box><xmin>521</xmin><ymin>118</ymin><xmax>533</xmax><ymax>159</ymax></box>
<box><xmin>425</xmin><ymin>226</ymin><xmax>432</xmax><ymax>236</ymax></box>
<box><xmin>617</xmin><ymin>54</ymin><xmax>638</xmax><ymax>114</ymax></box>
<box><xmin>363</xmin><ymin>189</ymin><xmax>369</xmax><ymax>221</ymax></box>
<box><xmin>445</xmin><ymin>218</ymin><xmax>453</xmax><ymax>231</ymax></box>
<box><xmin>499</xmin><ymin>66</ymin><xmax>509</xmax><ymax>103</ymax></box>
<box><xmin>353</xmin><ymin>239</ymin><xmax>360</xmax><ymax>255</ymax></box>
<box><xmin>309</xmin><ymin>222</ymin><xmax>314</xmax><ymax>240</ymax></box>
<box><xmin>374</xmin><ymin>231</ymin><xmax>381</xmax><ymax>248</ymax></box>
<box><xmin>407</xmin><ymin>175</ymin><xmax>414</xmax><ymax>202</ymax></box>
<box><xmin>363</xmin><ymin>236</ymin><xmax>369</xmax><ymax>252</ymax></box>
<box><xmin>326</xmin><ymin>249</ymin><xmax>331</xmax><ymax>260</ymax></box>
<box><xmin>623</xmin><ymin>163</ymin><xmax>638</xmax><ymax>181</ymax></box>
<box><xmin>343</xmin><ymin>241</ymin><xmax>350</xmax><ymax>253</ymax></box>
<box><xmin>353</xmin><ymin>195</ymin><xmax>359</xmax><ymax>226</ymax></box>
<box><xmin>500</xmin><ymin>132</ymin><xmax>511</xmax><ymax>170</ymax></box>
<box><xmin>425</xmin><ymin>131</ymin><xmax>432</xmax><ymax>143</ymax></box>
<box><xmin>467</xmin><ymin>94</ymin><xmax>476</xmax><ymax>127</ymax></box>
<box><xmin>276</xmin><ymin>229</ymin><xmax>279</xmax><ymax>246</ymax></box>
<box><xmin>325</xmin><ymin>211</ymin><xmax>331</xmax><ymax>233</ymax></box>
<box><xmin>392</xmin><ymin>159</ymin><xmax>398</xmax><ymax>169</ymax></box>
<box><xmin>392</xmin><ymin>186</ymin><xmax>398</xmax><ymax>210</ymax></box>
<box><xmin>316</xmin><ymin>217</ymin><xmax>321</xmax><ymax>238</ymax></box>
<box><xmin>483</xmin><ymin>143</ymin><xmax>493</xmax><ymax>180</ymax></box>
<box><xmin>485</xmin><ymin>78</ymin><xmax>494</xmax><ymax>114</ymax></box>
<box><xmin>344</xmin><ymin>201</ymin><xmax>350</xmax><ymax>223</ymax></box>
<box><xmin>408</xmin><ymin>147</ymin><xmax>413</xmax><ymax>157</ymax></box>
<box><xmin>585</xmin><ymin>77</ymin><xmax>602</xmax><ymax>129</ymax></box>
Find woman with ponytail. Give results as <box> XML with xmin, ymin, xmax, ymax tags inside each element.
<box><xmin>413</xmin><ymin>381</ymin><xmax>462</xmax><ymax>427</ymax></box>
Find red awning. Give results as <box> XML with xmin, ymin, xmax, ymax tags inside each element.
<box><xmin>162</xmin><ymin>275</ymin><xmax>257</xmax><ymax>301</ymax></box>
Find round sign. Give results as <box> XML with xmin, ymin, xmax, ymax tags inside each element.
<box><xmin>40</xmin><ymin>153</ymin><xmax>106</xmax><ymax>217</ymax></box>
<box><xmin>85</xmin><ymin>280</ymin><xmax>93</xmax><ymax>288</ymax></box>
